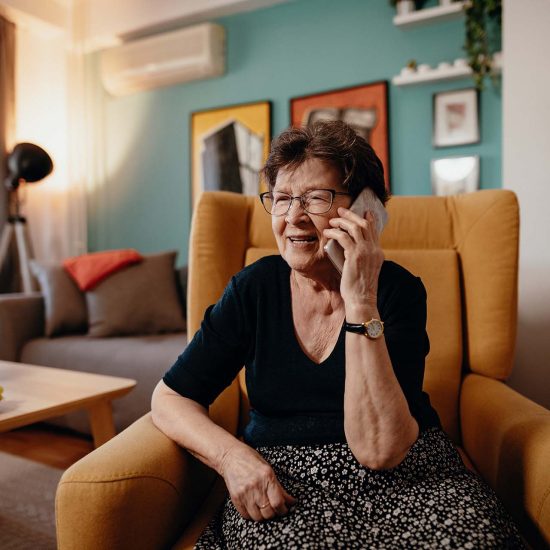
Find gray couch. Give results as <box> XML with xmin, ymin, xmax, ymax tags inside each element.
<box><xmin>0</xmin><ymin>269</ymin><xmax>188</xmax><ymax>437</ymax></box>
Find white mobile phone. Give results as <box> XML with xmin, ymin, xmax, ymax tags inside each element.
<box><xmin>323</xmin><ymin>187</ymin><xmax>388</xmax><ymax>275</ymax></box>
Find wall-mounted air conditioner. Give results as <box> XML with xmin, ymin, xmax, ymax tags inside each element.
<box><xmin>100</xmin><ymin>23</ymin><xmax>225</xmax><ymax>96</ymax></box>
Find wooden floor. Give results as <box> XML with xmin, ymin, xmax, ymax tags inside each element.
<box><xmin>0</xmin><ymin>422</ymin><xmax>94</xmax><ymax>470</ymax></box>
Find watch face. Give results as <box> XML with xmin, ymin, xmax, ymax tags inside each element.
<box><xmin>365</xmin><ymin>319</ymin><xmax>384</xmax><ymax>338</ymax></box>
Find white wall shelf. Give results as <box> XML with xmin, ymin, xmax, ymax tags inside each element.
<box><xmin>392</xmin><ymin>53</ymin><xmax>502</xmax><ymax>86</ymax></box>
<box><xmin>393</xmin><ymin>1</ymin><xmax>466</xmax><ymax>29</ymax></box>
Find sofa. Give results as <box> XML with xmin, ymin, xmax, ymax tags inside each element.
<box><xmin>56</xmin><ymin>190</ymin><xmax>550</xmax><ymax>549</ymax></box>
<box><xmin>0</xmin><ymin>266</ymin><xmax>188</xmax><ymax>436</ymax></box>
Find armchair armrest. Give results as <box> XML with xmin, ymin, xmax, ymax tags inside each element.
<box><xmin>460</xmin><ymin>373</ymin><xmax>550</xmax><ymax>548</ymax></box>
<box><xmin>56</xmin><ymin>413</ymin><xmax>219</xmax><ymax>550</ymax></box>
<box><xmin>0</xmin><ymin>292</ymin><xmax>44</xmax><ymax>361</ymax></box>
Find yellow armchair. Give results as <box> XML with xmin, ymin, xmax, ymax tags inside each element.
<box><xmin>56</xmin><ymin>190</ymin><xmax>550</xmax><ymax>549</ymax></box>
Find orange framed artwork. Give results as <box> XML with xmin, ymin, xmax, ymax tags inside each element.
<box><xmin>290</xmin><ymin>81</ymin><xmax>390</xmax><ymax>190</ymax></box>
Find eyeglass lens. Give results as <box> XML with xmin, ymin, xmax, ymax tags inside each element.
<box><xmin>264</xmin><ymin>190</ymin><xmax>334</xmax><ymax>215</ymax></box>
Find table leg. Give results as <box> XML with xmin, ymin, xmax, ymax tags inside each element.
<box><xmin>87</xmin><ymin>400</ymin><xmax>116</xmax><ymax>448</ymax></box>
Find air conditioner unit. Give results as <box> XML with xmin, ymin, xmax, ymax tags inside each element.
<box><xmin>100</xmin><ymin>23</ymin><xmax>225</xmax><ymax>96</ymax></box>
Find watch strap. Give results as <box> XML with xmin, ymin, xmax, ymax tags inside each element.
<box><xmin>343</xmin><ymin>321</ymin><xmax>367</xmax><ymax>334</ymax></box>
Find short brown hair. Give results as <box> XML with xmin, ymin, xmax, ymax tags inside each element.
<box><xmin>261</xmin><ymin>120</ymin><xmax>389</xmax><ymax>204</ymax></box>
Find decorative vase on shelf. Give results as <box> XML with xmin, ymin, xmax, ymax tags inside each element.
<box><xmin>396</xmin><ymin>0</ymin><xmax>416</xmax><ymax>15</ymax></box>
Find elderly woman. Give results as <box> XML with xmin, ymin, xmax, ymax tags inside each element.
<box><xmin>152</xmin><ymin>121</ymin><xmax>523</xmax><ymax>548</ymax></box>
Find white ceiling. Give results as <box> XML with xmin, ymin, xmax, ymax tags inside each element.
<box><xmin>0</xmin><ymin>0</ymin><xmax>67</xmax><ymax>37</ymax></box>
<box><xmin>87</xmin><ymin>0</ymin><xmax>295</xmax><ymax>51</ymax></box>
<box><xmin>0</xmin><ymin>0</ymin><xmax>296</xmax><ymax>50</ymax></box>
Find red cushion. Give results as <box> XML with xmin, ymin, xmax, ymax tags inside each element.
<box><xmin>63</xmin><ymin>249</ymin><xmax>143</xmax><ymax>291</ymax></box>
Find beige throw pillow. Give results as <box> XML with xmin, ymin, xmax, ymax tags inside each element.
<box><xmin>29</xmin><ymin>260</ymin><xmax>88</xmax><ymax>337</ymax></box>
<box><xmin>86</xmin><ymin>251</ymin><xmax>186</xmax><ymax>337</ymax></box>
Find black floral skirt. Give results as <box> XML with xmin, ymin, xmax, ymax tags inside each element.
<box><xmin>194</xmin><ymin>428</ymin><xmax>525</xmax><ymax>549</ymax></box>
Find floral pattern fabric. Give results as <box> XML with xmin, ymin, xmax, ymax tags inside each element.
<box><xmin>194</xmin><ymin>428</ymin><xmax>524</xmax><ymax>549</ymax></box>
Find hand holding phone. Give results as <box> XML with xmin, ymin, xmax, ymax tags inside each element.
<box><xmin>323</xmin><ymin>187</ymin><xmax>388</xmax><ymax>275</ymax></box>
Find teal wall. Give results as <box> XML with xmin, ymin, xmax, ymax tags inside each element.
<box><xmin>87</xmin><ymin>0</ymin><xmax>502</xmax><ymax>265</ymax></box>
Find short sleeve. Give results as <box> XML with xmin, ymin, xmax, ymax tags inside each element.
<box><xmin>382</xmin><ymin>275</ymin><xmax>441</xmax><ymax>430</ymax></box>
<box><xmin>163</xmin><ymin>276</ymin><xmax>251</xmax><ymax>408</ymax></box>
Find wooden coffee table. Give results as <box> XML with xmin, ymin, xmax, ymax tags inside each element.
<box><xmin>0</xmin><ymin>360</ymin><xmax>136</xmax><ymax>448</ymax></box>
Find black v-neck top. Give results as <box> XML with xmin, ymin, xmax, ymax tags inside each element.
<box><xmin>163</xmin><ymin>255</ymin><xmax>441</xmax><ymax>447</ymax></box>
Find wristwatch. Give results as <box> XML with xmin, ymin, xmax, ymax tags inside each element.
<box><xmin>344</xmin><ymin>318</ymin><xmax>384</xmax><ymax>339</ymax></box>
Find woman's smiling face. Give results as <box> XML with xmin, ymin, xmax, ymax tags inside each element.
<box><xmin>271</xmin><ymin>157</ymin><xmax>352</xmax><ymax>277</ymax></box>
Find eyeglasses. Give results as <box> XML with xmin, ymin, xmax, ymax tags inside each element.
<box><xmin>259</xmin><ymin>189</ymin><xmax>351</xmax><ymax>216</ymax></box>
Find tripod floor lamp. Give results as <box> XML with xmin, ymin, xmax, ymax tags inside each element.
<box><xmin>0</xmin><ymin>142</ymin><xmax>53</xmax><ymax>293</ymax></box>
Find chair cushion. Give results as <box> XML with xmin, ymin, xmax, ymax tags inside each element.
<box><xmin>385</xmin><ymin>249</ymin><xmax>462</xmax><ymax>443</ymax></box>
<box><xmin>381</xmin><ymin>192</ymin><xmax>519</xmax><ymax>380</ymax></box>
<box><xmin>241</xmin><ymin>247</ymin><xmax>463</xmax><ymax>443</ymax></box>
<box><xmin>20</xmin><ymin>332</ymin><xmax>187</xmax><ymax>434</ymax></box>
<box><xmin>244</xmin><ymin>248</ymin><xmax>279</xmax><ymax>266</ymax></box>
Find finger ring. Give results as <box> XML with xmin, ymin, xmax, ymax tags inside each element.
<box><xmin>259</xmin><ymin>502</ymin><xmax>270</xmax><ymax>509</ymax></box>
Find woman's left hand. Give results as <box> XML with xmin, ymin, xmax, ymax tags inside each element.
<box><xmin>323</xmin><ymin>207</ymin><xmax>384</xmax><ymax>313</ymax></box>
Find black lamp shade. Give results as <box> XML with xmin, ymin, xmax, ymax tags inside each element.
<box><xmin>4</xmin><ymin>142</ymin><xmax>53</xmax><ymax>191</ymax></box>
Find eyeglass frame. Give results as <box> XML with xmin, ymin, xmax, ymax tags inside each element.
<box><xmin>259</xmin><ymin>188</ymin><xmax>351</xmax><ymax>216</ymax></box>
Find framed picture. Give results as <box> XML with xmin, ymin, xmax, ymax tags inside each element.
<box><xmin>190</xmin><ymin>100</ymin><xmax>272</xmax><ymax>206</ymax></box>
<box><xmin>433</xmin><ymin>88</ymin><xmax>479</xmax><ymax>147</ymax></box>
<box><xmin>431</xmin><ymin>155</ymin><xmax>480</xmax><ymax>196</ymax></box>
<box><xmin>290</xmin><ymin>81</ymin><xmax>390</xmax><ymax>190</ymax></box>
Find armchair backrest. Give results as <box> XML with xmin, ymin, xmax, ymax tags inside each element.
<box><xmin>188</xmin><ymin>190</ymin><xmax>519</xmax><ymax>444</ymax></box>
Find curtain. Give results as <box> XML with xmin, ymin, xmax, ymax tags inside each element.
<box><xmin>14</xmin><ymin>9</ymin><xmax>88</xmax><ymax>266</ymax></box>
<box><xmin>0</xmin><ymin>16</ymin><xmax>18</xmax><ymax>293</ymax></box>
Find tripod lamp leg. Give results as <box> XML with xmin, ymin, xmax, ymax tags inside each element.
<box><xmin>0</xmin><ymin>224</ymin><xmax>14</xmax><ymax>271</ymax></box>
<box><xmin>14</xmin><ymin>222</ymin><xmax>35</xmax><ymax>294</ymax></box>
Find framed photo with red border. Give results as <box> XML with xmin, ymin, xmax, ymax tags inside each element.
<box><xmin>290</xmin><ymin>81</ymin><xmax>390</xmax><ymax>191</ymax></box>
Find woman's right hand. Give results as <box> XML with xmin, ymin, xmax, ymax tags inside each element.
<box><xmin>218</xmin><ymin>443</ymin><xmax>296</xmax><ymax>521</ymax></box>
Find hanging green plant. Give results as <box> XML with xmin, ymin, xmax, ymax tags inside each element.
<box><xmin>463</xmin><ymin>0</ymin><xmax>502</xmax><ymax>90</ymax></box>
